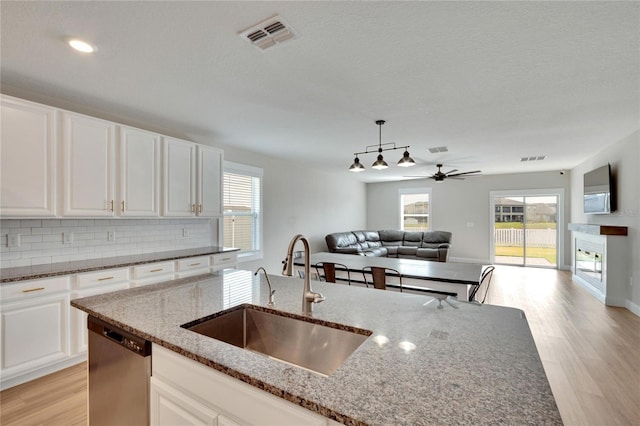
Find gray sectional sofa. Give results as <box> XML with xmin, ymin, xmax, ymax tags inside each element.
<box><xmin>325</xmin><ymin>230</ymin><xmax>452</xmax><ymax>262</ymax></box>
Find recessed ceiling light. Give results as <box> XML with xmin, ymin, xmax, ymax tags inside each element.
<box><xmin>68</xmin><ymin>39</ymin><xmax>95</xmax><ymax>53</ymax></box>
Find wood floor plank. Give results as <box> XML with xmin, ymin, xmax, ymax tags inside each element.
<box><xmin>1</xmin><ymin>265</ymin><xmax>638</xmax><ymax>425</ymax></box>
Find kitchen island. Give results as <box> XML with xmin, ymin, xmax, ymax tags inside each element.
<box><xmin>71</xmin><ymin>269</ymin><xmax>562</xmax><ymax>425</ymax></box>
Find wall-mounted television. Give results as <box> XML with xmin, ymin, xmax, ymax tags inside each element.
<box><xmin>583</xmin><ymin>164</ymin><xmax>615</xmax><ymax>214</ymax></box>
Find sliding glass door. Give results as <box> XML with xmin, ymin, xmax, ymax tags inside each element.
<box><xmin>491</xmin><ymin>191</ymin><xmax>562</xmax><ymax>268</ymax></box>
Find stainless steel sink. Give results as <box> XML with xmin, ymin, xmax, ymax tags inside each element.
<box><xmin>181</xmin><ymin>304</ymin><xmax>371</xmax><ymax>376</ymax></box>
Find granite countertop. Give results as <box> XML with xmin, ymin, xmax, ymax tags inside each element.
<box><xmin>71</xmin><ymin>269</ymin><xmax>562</xmax><ymax>425</ymax></box>
<box><xmin>0</xmin><ymin>246</ymin><xmax>239</xmax><ymax>283</ymax></box>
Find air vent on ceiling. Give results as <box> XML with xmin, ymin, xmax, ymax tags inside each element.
<box><xmin>428</xmin><ymin>146</ymin><xmax>448</xmax><ymax>154</ymax></box>
<box><xmin>239</xmin><ymin>15</ymin><xmax>296</xmax><ymax>50</ymax></box>
<box><xmin>521</xmin><ymin>156</ymin><xmax>546</xmax><ymax>162</ymax></box>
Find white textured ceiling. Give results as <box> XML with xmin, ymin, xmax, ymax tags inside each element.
<box><xmin>1</xmin><ymin>1</ymin><xmax>638</xmax><ymax>183</ymax></box>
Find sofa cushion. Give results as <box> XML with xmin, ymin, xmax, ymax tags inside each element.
<box><xmin>398</xmin><ymin>246</ymin><xmax>418</xmax><ymax>256</ymax></box>
<box><xmin>403</xmin><ymin>232</ymin><xmax>423</xmax><ymax>247</ymax></box>
<box><xmin>379</xmin><ymin>230</ymin><xmax>404</xmax><ymax>246</ymax></box>
<box><xmin>325</xmin><ymin>232</ymin><xmax>358</xmax><ymax>252</ymax></box>
<box><xmin>416</xmin><ymin>248</ymin><xmax>439</xmax><ymax>259</ymax></box>
<box><xmin>422</xmin><ymin>231</ymin><xmax>452</xmax><ymax>245</ymax></box>
<box><xmin>364</xmin><ymin>247</ymin><xmax>388</xmax><ymax>257</ymax></box>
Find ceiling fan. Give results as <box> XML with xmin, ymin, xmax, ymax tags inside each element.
<box><xmin>406</xmin><ymin>164</ymin><xmax>482</xmax><ymax>182</ymax></box>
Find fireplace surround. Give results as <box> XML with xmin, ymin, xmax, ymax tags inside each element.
<box><xmin>568</xmin><ymin>223</ymin><xmax>628</xmax><ymax>306</ymax></box>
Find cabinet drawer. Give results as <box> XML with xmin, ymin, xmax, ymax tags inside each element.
<box><xmin>211</xmin><ymin>252</ymin><xmax>237</xmax><ymax>269</ymax></box>
<box><xmin>132</xmin><ymin>261</ymin><xmax>175</xmax><ymax>281</ymax></box>
<box><xmin>75</xmin><ymin>268</ymin><xmax>130</xmax><ymax>290</ymax></box>
<box><xmin>176</xmin><ymin>256</ymin><xmax>210</xmax><ymax>272</ymax></box>
<box><xmin>1</xmin><ymin>276</ymin><xmax>71</xmax><ymax>303</ymax></box>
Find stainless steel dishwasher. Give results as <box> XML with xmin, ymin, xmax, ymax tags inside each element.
<box><xmin>88</xmin><ymin>316</ymin><xmax>151</xmax><ymax>426</ymax></box>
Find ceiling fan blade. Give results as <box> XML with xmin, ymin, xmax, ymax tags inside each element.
<box><xmin>443</xmin><ymin>169</ymin><xmax>458</xmax><ymax>175</ymax></box>
<box><xmin>447</xmin><ymin>170</ymin><xmax>481</xmax><ymax>177</ymax></box>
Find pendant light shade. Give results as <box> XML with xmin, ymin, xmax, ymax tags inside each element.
<box><xmin>372</xmin><ymin>152</ymin><xmax>388</xmax><ymax>170</ymax></box>
<box><xmin>349</xmin><ymin>156</ymin><xmax>365</xmax><ymax>172</ymax></box>
<box><xmin>397</xmin><ymin>150</ymin><xmax>415</xmax><ymax>167</ymax></box>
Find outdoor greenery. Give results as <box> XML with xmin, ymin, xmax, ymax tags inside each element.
<box><xmin>495</xmin><ymin>246</ymin><xmax>557</xmax><ymax>264</ymax></box>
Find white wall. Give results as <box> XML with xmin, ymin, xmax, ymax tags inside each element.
<box><xmin>569</xmin><ymin>131</ymin><xmax>640</xmax><ymax>313</ymax></box>
<box><xmin>366</xmin><ymin>171</ymin><xmax>572</xmax><ymax>267</ymax></box>
<box><xmin>210</xmin><ymin>144</ymin><xmax>367</xmax><ymax>274</ymax></box>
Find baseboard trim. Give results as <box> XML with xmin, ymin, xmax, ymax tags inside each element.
<box><xmin>449</xmin><ymin>257</ymin><xmax>490</xmax><ymax>264</ymax></box>
<box><xmin>625</xmin><ymin>299</ymin><xmax>640</xmax><ymax>317</ymax></box>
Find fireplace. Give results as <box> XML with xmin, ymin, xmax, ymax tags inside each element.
<box><xmin>575</xmin><ymin>239</ymin><xmax>604</xmax><ymax>291</ymax></box>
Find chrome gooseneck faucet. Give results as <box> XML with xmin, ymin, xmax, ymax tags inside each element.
<box><xmin>282</xmin><ymin>234</ymin><xmax>325</xmax><ymax>315</ymax></box>
<box><xmin>254</xmin><ymin>267</ymin><xmax>275</xmax><ymax>306</ymax></box>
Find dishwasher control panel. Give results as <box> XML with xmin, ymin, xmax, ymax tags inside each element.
<box><xmin>88</xmin><ymin>316</ymin><xmax>151</xmax><ymax>356</ymax></box>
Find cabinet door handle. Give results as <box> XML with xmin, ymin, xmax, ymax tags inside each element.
<box><xmin>221</xmin><ymin>258</ymin><xmax>231</xmax><ymax>261</ymax></box>
<box><xmin>110</xmin><ymin>200</ymin><xmax>114</xmax><ymax>212</ymax></box>
<box><xmin>22</xmin><ymin>287</ymin><xmax>45</xmax><ymax>293</ymax></box>
<box><xmin>98</xmin><ymin>276</ymin><xmax>114</xmax><ymax>281</ymax></box>
<box><xmin>150</xmin><ymin>268</ymin><xmax>163</xmax><ymax>272</ymax></box>
<box><xmin>190</xmin><ymin>262</ymin><xmax>201</xmax><ymax>266</ymax></box>
<box><xmin>121</xmin><ymin>201</ymin><xmax>125</xmax><ymax>212</ymax></box>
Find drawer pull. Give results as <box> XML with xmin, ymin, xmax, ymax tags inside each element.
<box><xmin>98</xmin><ymin>276</ymin><xmax>114</xmax><ymax>281</ymax></box>
<box><xmin>150</xmin><ymin>268</ymin><xmax>163</xmax><ymax>273</ymax></box>
<box><xmin>189</xmin><ymin>262</ymin><xmax>201</xmax><ymax>266</ymax></box>
<box><xmin>22</xmin><ymin>287</ymin><xmax>45</xmax><ymax>293</ymax></box>
<box><xmin>220</xmin><ymin>258</ymin><xmax>231</xmax><ymax>261</ymax></box>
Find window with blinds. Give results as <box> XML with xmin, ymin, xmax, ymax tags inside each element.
<box><xmin>223</xmin><ymin>162</ymin><xmax>263</xmax><ymax>260</ymax></box>
<box><xmin>399</xmin><ymin>188</ymin><xmax>431</xmax><ymax>231</ymax></box>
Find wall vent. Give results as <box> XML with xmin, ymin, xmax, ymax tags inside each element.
<box><xmin>521</xmin><ymin>155</ymin><xmax>546</xmax><ymax>162</ymax></box>
<box><xmin>239</xmin><ymin>15</ymin><xmax>296</xmax><ymax>50</ymax></box>
<box><xmin>428</xmin><ymin>146</ymin><xmax>448</xmax><ymax>154</ymax></box>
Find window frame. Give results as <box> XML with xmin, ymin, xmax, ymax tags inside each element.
<box><xmin>398</xmin><ymin>187</ymin><xmax>432</xmax><ymax>232</ymax></box>
<box><xmin>223</xmin><ymin>161</ymin><xmax>263</xmax><ymax>262</ymax></box>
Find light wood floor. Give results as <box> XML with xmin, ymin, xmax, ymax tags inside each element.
<box><xmin>1</xmin><ymin>265</ymin><xmax>638</xmax><ymax>425</ymax></box>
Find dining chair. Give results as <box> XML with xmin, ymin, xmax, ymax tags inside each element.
<box><xmin>361</xmin><ymin>266</ymin><xmax>403</xmax><ymax>291</ymax></box>
<box><xmin>469</xmin><ymin>265</ymin><xmax>495</xmax><ymax>303</ymax></box>
<box><xmin>314</xmin><ymin>262</ymin><xmax>351</xmax><ymax>285</ymax></box>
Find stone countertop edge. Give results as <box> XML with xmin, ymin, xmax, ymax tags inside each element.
<box><xmin>0</xmin><ymin>246</ymin><xmax>239</xmax><ymax>283</ymax></box>
<box><xmin>70</xmin><ymin>270</ymin><xmax>563</xmax><ymax>426</ymax></box>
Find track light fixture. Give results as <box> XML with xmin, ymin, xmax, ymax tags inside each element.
<box><xmin>349</xmin><ymin>120</ymin><xmax>415</xmax><ymax>172</ymax></box>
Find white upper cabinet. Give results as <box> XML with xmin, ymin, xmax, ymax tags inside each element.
<box><xmin>162</xmin><ymin>137</ymin><xmax>196</xmax><ymax>217</ymax></box>
<box><xmin>0</xmin><ymin>95</ymin><xmax>57</xmax><ymax>217</ymax></box>
<box><xmin>197</xmin><ymin>145</ymin><xmax>223</xmax><ymax>217</ymax></box>
<box><xmin>119</xmin><ymin>126</ymin><xmax>161</xmax><ymax>217</ymax></box>
<box><xmin>62</xmin><ymin>111</ymin><xmax>116</xmax><ymax>217</ymax></box>
<box><xmin>1</xmin><ymin>95</ymin><xmax>222</xmax><ymax>219</ymax></box>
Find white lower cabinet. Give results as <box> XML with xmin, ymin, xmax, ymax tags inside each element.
<box><xmin>152</xmin><ymin>344</ymin><xmax>333</xmax><ymax>426</ymax></box>
<box><xmin>131</xmin><ymin>261</ymin><xmax>176</xmax><ymax>287</ymax></box>
<box><xmin>71</xmin><ymin>267</ymin><xmax>132</xmax><ymax>354</ymax></box>
<box><xmin>211</xmin><ymin>252</ymin><xmax>237</xmax><ymax>272</ymax></box>
<box><xmin>175</xmin><ymin>256</ymin><xmax>211</xmax><ymax>278</ymax></box>
<box><xmin>151</xmin><ymin>377</ymin><xmax>219</xmax><ymax>426</ymax></box>
<box><xmin>0</xmin><ymin>277</ymin><xmax>74</xmax><ymax>390</ymax></box>
<box><xmin>0</xmin><ymin>254</ymin><xmax>234</xmax><ymax>390</ymax></box>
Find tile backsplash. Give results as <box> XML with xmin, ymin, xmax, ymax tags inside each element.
<box><xmin>0</xmin><ymin>218</ymin><xmax>214</xmax><ymax>269</ymax></box>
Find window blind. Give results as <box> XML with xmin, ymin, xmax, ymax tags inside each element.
<box><xmin>223</xmin><ymin>171</ymin><xmax>261</xmax><ymax>255</ymax></box>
